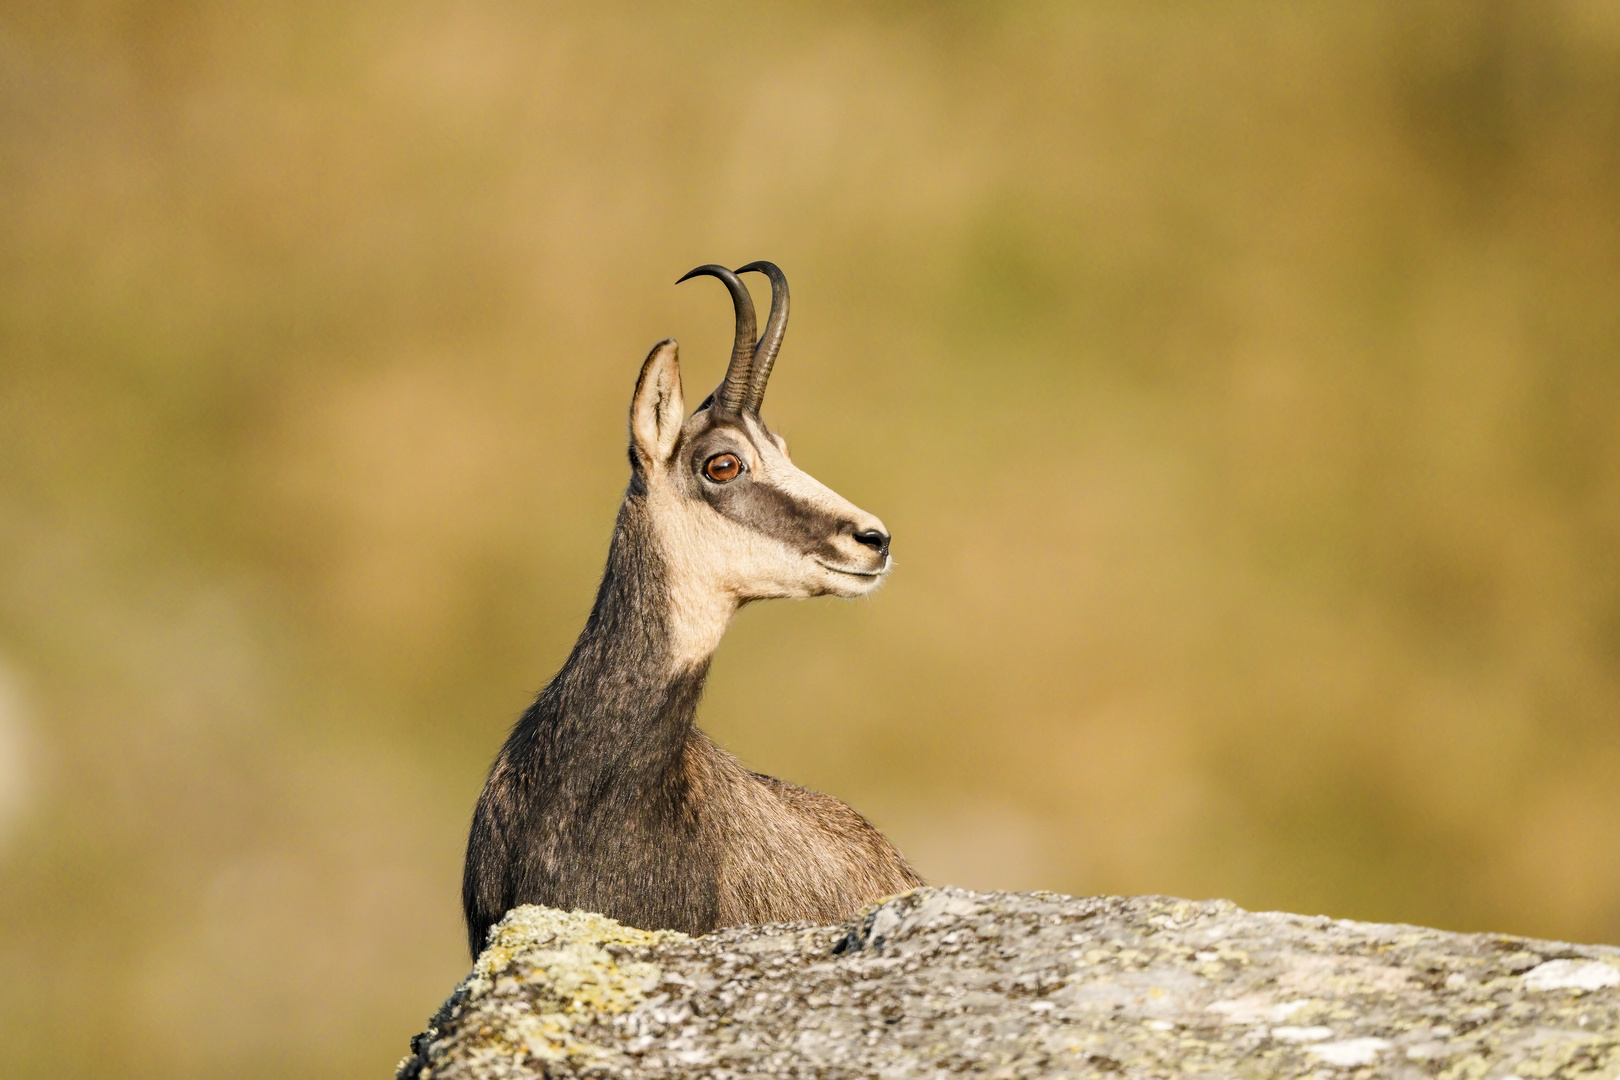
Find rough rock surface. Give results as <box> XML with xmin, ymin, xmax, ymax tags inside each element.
<box><xmin>398</xmin><ymin>888</ymin><xmax>1620</xmax><ymax>1079</ymax></box>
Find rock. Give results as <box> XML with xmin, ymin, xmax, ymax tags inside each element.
<box><xmin>398</xmin><ymin>888</ymin><xmax>1620</xmax><ymax>1079</ymax></box>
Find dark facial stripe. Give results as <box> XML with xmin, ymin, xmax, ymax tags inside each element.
<box><xmin>701</xmin><ymin>474</ymin><xmax>848</xmax><ymax>561</ymax></box>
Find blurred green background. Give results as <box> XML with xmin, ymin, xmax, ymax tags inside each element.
<box><xmin>3</xmin><ymin>1</ymin><xmax>1620</xmax><ymax>1075</ymax></box>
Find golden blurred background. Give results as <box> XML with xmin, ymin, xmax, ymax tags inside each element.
<box><xmin>3</xmin><ymin>1</ymin><xmax>1619</xmax><ymax>1075</ymax></box>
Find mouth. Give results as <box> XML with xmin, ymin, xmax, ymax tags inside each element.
<box><xmin>817</xmin><ymin>559</ymin><xmax>890</xmax><ymax>579</ymax></box>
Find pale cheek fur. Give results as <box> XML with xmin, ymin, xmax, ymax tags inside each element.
<box><xmin>651</xmin><ymin>482</ymin><xmax>874</xmax><ymax>650</ymax></box>
<box><xmin>648</xmin><ymin>490</ymin><xmax>820</xmax><ymax>667</ymax></box>
<box><xmin>643</xmin><ymin>431</ymin><xmax>887</xmax><ymax>667</ymax></box>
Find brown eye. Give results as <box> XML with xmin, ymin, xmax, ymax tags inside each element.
<box><xmin>704</xmin><ymin>453</ymin><xmax>743</xmax><ymax>483</ymax></box>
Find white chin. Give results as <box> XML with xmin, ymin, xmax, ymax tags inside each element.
<box><xmin>821</xmin><ymin>570</ymin><xmax>884</xmax><ymax>598</ymax></box>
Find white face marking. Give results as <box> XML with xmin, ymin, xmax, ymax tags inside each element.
<box><xmin>649</xmin><ymin>414</ymin><xmax>890</xmax><ymax>667</ymax></box>
<box><xmin>630</xmin><ymin>343</ymin><xmax>890</xmax><ymax>669</ymax></box>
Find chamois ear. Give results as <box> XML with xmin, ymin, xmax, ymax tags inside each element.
<box><xmin>630</xmin><ymin>338</ymin><xmax>685</xmax><ymax>470</ymax></box>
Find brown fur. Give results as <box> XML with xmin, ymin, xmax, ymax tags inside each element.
<box><xmin>684</xmin><ymin>734</ymin><xmax>922</xmax><ymax>928</ymax></box>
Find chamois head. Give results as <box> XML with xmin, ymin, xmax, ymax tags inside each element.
<box><xmin>628</xmin><ymin>262</ymin><xmax>891</xmax><ymax>644</ymax></box>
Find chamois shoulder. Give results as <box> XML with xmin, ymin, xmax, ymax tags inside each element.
<box><xmin>747</xmin><ymin>770</ymin><xmax>900</xmax><ymax>847</ymax></box>
<box><xmin>680</xmin><ymin>733</ymin><xmax>921</xmax><ymax>928</ymax></box>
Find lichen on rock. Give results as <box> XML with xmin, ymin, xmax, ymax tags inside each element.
<box><xmin>399</xmin><ymin>888</ymin><xmax>1620</xmax><ymax>1079</ymax></box>
<box><xmin>399</xmin><ymin>906</ymin><xmax>685</xmax><ymax>1078</ymax></box>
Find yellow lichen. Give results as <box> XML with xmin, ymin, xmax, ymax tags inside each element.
<box><xmin>456</xmin><ymin>905</ymin><xmax>689</xmax><ymax>1067</ymax></box>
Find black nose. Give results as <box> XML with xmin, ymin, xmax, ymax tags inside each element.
<box><xmin>853</xmin><ymin>529</ymin><xmax>890</xmax><ymax>558</ymax></box>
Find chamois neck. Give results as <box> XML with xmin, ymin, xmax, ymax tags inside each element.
<box><xmin>572</xmin><ymin>493</ymin><xmax>736</xmax><ymax>675</ymax></box>
<box><xmin>525</xmin><ymin>493</ymin><xmax>732</xmax><ymax>766</ymax></box>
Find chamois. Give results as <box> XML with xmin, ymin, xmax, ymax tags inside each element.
<box><xmin>462</xmin><ymin>261</ymin><xmax>921</xmax><ymax>956</ymax></box>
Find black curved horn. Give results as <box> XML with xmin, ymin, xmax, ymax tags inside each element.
<box><xmin>677</xmin><ymin>264</ymin><xmax>757</xmax><ymax>415</ymax></box>
<box><xmin>735</xmin><ymin>261</ymin><xmax>789</xmax><ymax>414</ymax></box>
